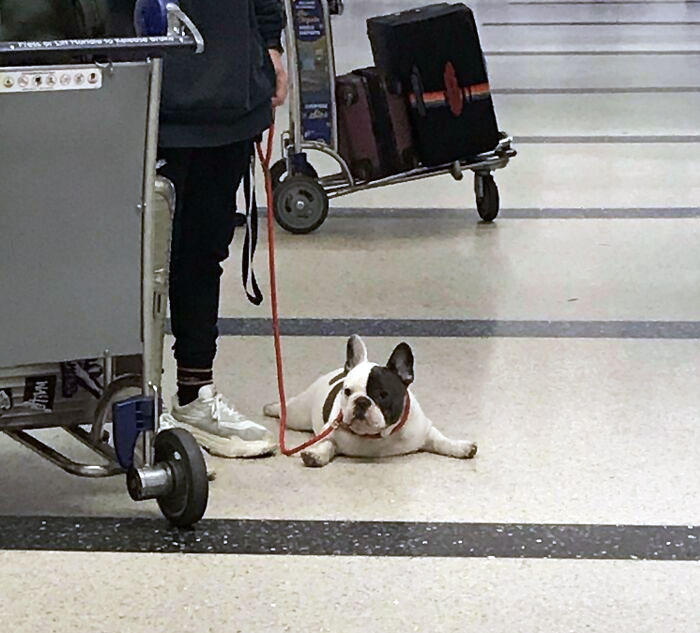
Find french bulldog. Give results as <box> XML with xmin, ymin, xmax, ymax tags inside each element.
<box><xmin>263</xmin><ymin>335</ymin><xmax>478</xmax><ymax>467</ymax></box>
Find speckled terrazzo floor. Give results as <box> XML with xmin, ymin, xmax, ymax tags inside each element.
<box><xmin>2</xmin><ymin>0</ymin><xmax>700</xmax><ymax>631</ymax></box>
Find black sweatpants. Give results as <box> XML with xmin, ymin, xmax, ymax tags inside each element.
<box><xmin>159</xmin><ymin>140</ymin><xmax>252</xmax><ymax>369</ymax></box>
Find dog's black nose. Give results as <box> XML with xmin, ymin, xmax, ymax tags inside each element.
<box><xmin>354</xmin><ymin>396</ymin><xmax>372</xmax><ymax>416</ymax></box>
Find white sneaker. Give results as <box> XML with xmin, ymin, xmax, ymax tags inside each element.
<box><xmin>161</xmin><ymin>385</ymin><xmax>276</xmax><ymax>458</ymax></box>
<box><xmin>157</xmin><ymin>416</ymin><xmax>218</xmax><ymax>481</ymax></box>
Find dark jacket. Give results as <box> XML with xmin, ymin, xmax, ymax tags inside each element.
<box><xmin>0</xmin><ymin>0</ymin><xmax>108</xmax><ymax>40</ymax></box>
<box><xmin>158</xmin><ymin>0</ymin><xmax>285</xmax><ymax>148</ymax></box>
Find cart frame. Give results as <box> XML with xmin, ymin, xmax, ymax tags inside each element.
<box><xmin>273</xmin><ymin>0</ymin><xmax>517</xmax><ymax>233</ymax></box>
<box><xmin>0</xmin><ymin>3</ymin><xmax>210</xmax><ymax>526</ymax></box>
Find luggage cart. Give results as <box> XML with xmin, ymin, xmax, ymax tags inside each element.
<box><xmin>272</xmin><ymin>0</ymin><xmax>517</xmax><ymax>234</ymax></box>
<box><xmin>0</xmin><ymin>3</ymin><xmax>209</xmax><ymax>526</ymax></box>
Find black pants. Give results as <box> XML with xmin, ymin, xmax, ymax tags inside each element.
<box><xmin>159</xmin><ymin>140</ymin><xmax>252</xmax><ymax>369</ymax></box>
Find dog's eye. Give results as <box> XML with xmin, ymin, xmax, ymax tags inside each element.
<box><xmin>380</xmin><ymin>391</ymin><xmax>389</xmax><ymax>400</ymax></box>
<box><xmin>344</xmin><ymin>388</ymin><xmax>352</xmax><ymax>397</ymax></box>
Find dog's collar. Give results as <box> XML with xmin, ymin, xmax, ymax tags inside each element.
<box><xmin>335</xmin><ymin>393</ymin><xmax>411</xmax><ymax>439</ymax></box>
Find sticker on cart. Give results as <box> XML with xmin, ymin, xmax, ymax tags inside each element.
<box><xmin>294</xmin><ymin>0</ymin><xmax>326</xmax><ymax>41</ymax></box>
<box><xmin>0</xmin><ymin>67</ymin><xmax>102</xmax><ymax>94</ymax></box>
<box><xmin>0</xmin><ymin>388</ymin><xmax>13</xmax><ymax>414</ymax></box>
<box><xmin>19</xmin><ymin>375</ymin><xmax>57</xmax><ymax>413</ymax></box>
<box><xmin>293</xmin><ymin>0</ymin><xmax>333</xmax><ymax>144</ymax></box>
<box><xmin>302</xmin><ymin>102</ymin><xmax>332</xmax><ymax>141</ymax></box>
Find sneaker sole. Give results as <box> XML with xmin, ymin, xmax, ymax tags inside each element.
<box><xmin>166</xmin><ymin>418</ymin><xmax>277</xmax><ymax>459</ymax></box>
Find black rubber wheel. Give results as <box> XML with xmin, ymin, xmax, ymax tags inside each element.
<box><xmin>273</xmin><ymin>174</ymin><xmax>329</xmax><ymax>234</ymax></box>
<box><xmin>475</xmin><ymin>173</ymin><xmax>500</xmax><ymax>222</ymax></box>
<box><xmin>270</xmin><ymin>159</ymin><xmax>318</xmax><ymax>190</ymax></box>
<box><xmin>154</xmin><ymin>428</ymin><xmax>209</xmax><ymax>527</ymax></box>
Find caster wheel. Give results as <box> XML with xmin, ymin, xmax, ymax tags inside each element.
<box><xmin>154</xmin><ymin>428</ymin><xmax>209</xmax><ymax>527</ymax></box>
<box><xmin>270</xmin><ymin>159</ymin><xmax>318</xmax><ymax>190</ymax></box>
<box><xmin>475</xmin><ymin>173</ymin><xmax>500</xmax><ymax>222</ymax></box>
<box><xmin>273</xmin><ymin>174</ymin><xmax>329</xmax><ymax>234</ymax></box>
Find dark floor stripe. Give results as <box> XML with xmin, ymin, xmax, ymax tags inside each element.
<box><xmin>516</xmin><ymin>135</ymin><xmax>700</xmax><ymax>143</ymax></box>
<box><xmin>495</xmin><ymin>87</ymin><xmax>700</xmax><ymax>94</ymax></box>
<box><xmin>485</xmin><ymin>21</ymin><xmax>700</xmax><ymax>25</ymax></box>
<box><xmin>487</xmin><ymin>50</ymin><xmax>700</xmax><ymax>55</ymax></box>
<box><xmin>0</xmin><ymin>517</ymin><xmax>697</xmax><ymax>560</ymax></box>
<box><xmin>212</xmin><ymin>319</ymin><xmax>700</xmax><ymax>339</ymax></box>
<box><xmin>501</xmin><ymin>207</ymin><xmax>700</xmax><ymax>218</ymax></box>
<box><xmin>318</xmin><ymin>207</ymin><xmax>700</xmax><ymax>219</ymax></box>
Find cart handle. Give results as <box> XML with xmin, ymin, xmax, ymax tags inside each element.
<box><xmin>165</xmin><ymin>3</ymin><xmax>205</xmax><ymax>53</ymax></box>
<box><xmin>0</xmin><ymin>36</ymin><xmax>196</xmax><ymax>60</ymax></box>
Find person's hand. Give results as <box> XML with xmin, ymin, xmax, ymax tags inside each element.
<box><xmin>268</xmin><ymin>48</ymin><xmax>288</xmax><ymax>108</ymax></box>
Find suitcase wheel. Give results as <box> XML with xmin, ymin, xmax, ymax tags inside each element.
<box><xmin>351</xmin><ymin>159</ymin><xmax>375</xmax><ymax>182</ymax></box>
<box><xmin>273</xmin><ymin>175</ymin><xmax>329</xmax><ymax>234</ymax></box>
<box><xmin>474</xmin><ymin>173</ymin><xmax>500</xmax><ymax>222</ymax></box>
<box><xmin>338</xmin><ymin>84</ymin><xmax>359</xmax><ymax>107</ymax></box>
<box><xmin>401</xmin><ymin>149</ymin><xmax>420</xmax><ymax>171</ymax></box>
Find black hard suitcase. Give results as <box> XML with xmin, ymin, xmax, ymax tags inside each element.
<box><xmin>367</xmin><ymin>3</ymin><xmax>501</xmax><ymax>166</ymax></box>
<box><xmin>336</xmin><ymin>67</ymin><xmax>418</xmax><ymax>182</ymax></box>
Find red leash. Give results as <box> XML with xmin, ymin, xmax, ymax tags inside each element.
<box><xmin>256</xmin><ymin>125</ymin><xmax>340</xmax><ymax>456</ymax></box>
<box><xmin>255</xmin><ymin>126</ymin><xmax>411</xmax><ymax>456</ymax></box>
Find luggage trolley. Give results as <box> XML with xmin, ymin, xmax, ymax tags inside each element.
<box><xmin>0</xmin><ymin>3</ymin><xmax>209</xmax><ymax>526</ymax></box>
<box><xmin>272</xmin><ymin>0</ymin><xmax>517</xmax><ymax>234</ymax></box>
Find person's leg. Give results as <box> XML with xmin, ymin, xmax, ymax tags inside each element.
<box><xmin>163</xmin><ymin>141</ymin><xmax>249</xmax><ymax>401</ymax></box>
<box><xmin>159</xmin><ymin>147</ymin><xmax>207</xmax><ymax>405</ymax></box>
<box><xmin>160</xmin><ymin>140</ymin><xmax>275</xmax><ymax>458</ymax></box>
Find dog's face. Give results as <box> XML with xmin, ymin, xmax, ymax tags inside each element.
<box><xmin>340</xmin><ymin>335</ymin><xmax>414</xmax><ymax>436</ymax></box>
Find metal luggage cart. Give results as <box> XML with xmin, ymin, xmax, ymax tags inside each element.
<box><xmin>271</xmin><ymin>0</ymin><xmax>517</xmax><ymax>234</ymax></box>
<box><xmin>0</xmin><ymin>4</ymin><xmax>209</xmax><ymax>526</ymax></box>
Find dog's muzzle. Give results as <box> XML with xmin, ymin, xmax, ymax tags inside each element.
<box><xmin>339</xmin><ymin>394</ymin><xmax>411</xmax><ymax>439</ymax></box>
<box><xmin>352</xmin><ymin>396</ymin><xmax>372</xmax><ymax>420</ymax></box>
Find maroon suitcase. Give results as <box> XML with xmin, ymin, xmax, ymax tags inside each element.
<box><xmin>336</xmin><ymin>68</ymin><xmax>417</xmax><ymax>182</ymax></box>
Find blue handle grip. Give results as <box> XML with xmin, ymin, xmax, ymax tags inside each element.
<box><xmin>134</xmin><ymin>0</ymin><xmax>172</xmax><ymax>37</ymax></box>
<box><xmin>112</xmin><ymin>396</ymin><xmax>155</xmax><ymax>469</ymax></box>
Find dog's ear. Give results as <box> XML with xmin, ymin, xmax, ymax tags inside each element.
<box><xmin>345</xmin><ymin>335</ymin><xmax>368</xmax><ymax>371</ymax></box>
<box><xmin>387</xmin><ymin>342</ymin><xmax>414</xmax><ymax>386</ymax></box>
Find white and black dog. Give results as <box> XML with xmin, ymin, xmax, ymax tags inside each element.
<box><xmin>264</xmin><ymin>335</ymin><xmax>478</xmax><ymax>467</ymax></box>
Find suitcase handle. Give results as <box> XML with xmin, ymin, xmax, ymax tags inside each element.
<box><xmin>328</xmin><ymin>0</ymin><xmax>344</xmax><ymax>15</ymax></box>
<box><xmin>410</xmin><ymin>66</ymin><xmax>427</xmax><ymax>117</ymax></box>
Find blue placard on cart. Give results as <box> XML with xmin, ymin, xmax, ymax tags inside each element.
<box><xmin>295</xmin><ymin>0</ymin><xmax>326</xmax><ymax>40</ymax></box>
<box><xmin>292</xmin><ymin>0</ymin><xmax>333</xmax><ymax>144</ymax></box>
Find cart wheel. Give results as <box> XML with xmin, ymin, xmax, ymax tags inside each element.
<box><xmin>475</xmin><ymin>173</ymin><xmax>500</xmax><ymax>222</ymax></box>
<box><xmin>274</xmin><ymin>174</ymin><xmax>329</xmax><ymax>234</ymax></box>
<box><xmin>154</xmin><ymin>428</ymin><xmax>208</xmax><ymax>527</ymax></box>
<box><xmin>270</xmin><ymin>159</ymin><xmax>318</xmax><ymax>190</ymax></box>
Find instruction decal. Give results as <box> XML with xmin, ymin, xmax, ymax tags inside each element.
<box><xmin>20</xmin><ymin>375</ymin><xmax>57</xmax><ymax>413</ymax></box>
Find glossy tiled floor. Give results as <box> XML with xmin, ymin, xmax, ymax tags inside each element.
<box><xmin>1</xmin><ymin>1</ymin><xmax>699</xmax><ymax>631</ymax></box>
<box><xmin>2</xmin><ymin>552</ymin><xmax>699</xmax><ymax>633</ymax></box>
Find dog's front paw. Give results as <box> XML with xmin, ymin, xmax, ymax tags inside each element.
<box><xmin>460</xmin><ymin>442</ymin><xmax>478</xmax><ymax>459</ymax></box>
<box><xmin>263</xmin><ymin>402</ymin><xmax>281</xmax><ymax>418</ymax></box>
<box><xmin>301</xmin><ymin>450</ymin><xmax>329</xmax><ymax>468</ymax></box>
